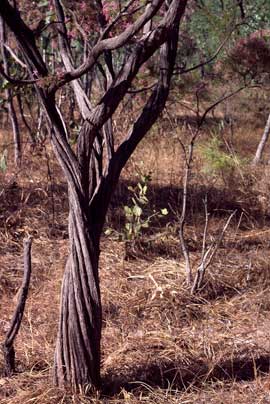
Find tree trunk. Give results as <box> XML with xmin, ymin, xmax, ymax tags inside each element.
<box><xmin>8</xmin><ymin>95</ymin><xmax>21</xmax><ymax>165</ymax></box>
<box><xmin>53</xmin><ymin>193</ymin><xmax>102</xmax><ymax>390</ymax></box>
<box><xmin>0</xmin><ymin>0</ymin><xmax>187</xmax><ymax>392</ymax></box>
<box><xmin>252</xmin><ymin>112</ymin><xmax>270</xmax><ymax>165</ymax></box>
<box><xmin>0</xmin><ymin>17</ymin><xmax>21</xmax><ymax>166</ymax></box>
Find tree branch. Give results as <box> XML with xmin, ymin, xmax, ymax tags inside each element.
<box><xmin>53</xmin><ymin>0</ymin><xmax>93</xmax><ymax>119</ymax></box>
<box><xmin>73</xmin><ymin>0</ymin><xmax>187</xmax><ymax>141</ymax></box>
<box><xmin>49</xmin><ymin>0</ymin><xmax>166</xmax><ymax>92</ymax></box>
<box><xmin>174</xmin><ymin>26</ymin><xmax>235</xmax><ymax>75</ymax></box>
<box><xmin>4</xmin><ymin>43</ymin><xmax>27</xmax><ymax>68</ymax></box>
<box><xmin>90</xmin><ymin>0</ymin><xmax>187</xmax><ymax>236</ymax></box>
<box><xmin>0</xmin><ymin>62</ymin><xmax>37</xmax><ymax>85</ymax></box>
<box><xmin>0</xmin><ymin>0</ymin><xmax>47</xmax><ymax>76</ymax></box>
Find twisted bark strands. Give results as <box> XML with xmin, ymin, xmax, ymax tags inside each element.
<box><xmin>53</xmin><ymin>201</ymin><xmax>101</xmax><ymax>389</ymax></box>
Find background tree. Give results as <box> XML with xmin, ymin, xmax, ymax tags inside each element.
<box><xmin>0</xmin><ymin>0</ymin><xmax>188</xmax><ymax>391</ymax></box>
<box><xmin>228</xmin><ymin>30</ymin><xmax>270</xmax><ymax>164</ymax></box>
<box><xmin>0</xmin><ymin>19</ymin><xmax>21</xmax><ymax>166</ymax></box>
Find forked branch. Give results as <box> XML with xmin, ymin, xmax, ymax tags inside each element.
<box><xmin>178</xmin><ymin>88</ymin><xmax>242</xmax><ymax>291</ymax></box>
<box><xmin>191</xmin><ymin>208</ymin><xmax>236</xmax><ymax>294</ymax></box>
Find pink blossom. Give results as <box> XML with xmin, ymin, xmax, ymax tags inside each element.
<box><xmin>103</xmin><ymin>4</ymin><xmax>110</xmax><ymax>21</ymax></box>
<box><xmin>80</xmin><ymin>1</ymin><xmax>87</xmax><ymax>11</ymax></box>
<box><xmin>69</xmin><ymin>29</ymin><xmax>77</xmax><ymax>39</ymax></box>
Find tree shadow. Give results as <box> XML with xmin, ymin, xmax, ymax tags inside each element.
<box><xmin>110</xmin><ymin>177</ymin><xmax>265</xmax><ymax>225</ymax></box>
<box><xmin>105</xmin><ymin>176</ymin><xmax>270</xmax><ymax>270</ymax></box>
<box><xmin>102</xmin><ymin>354</ymin><xmax>270</xmax><ymax>396</ymax></box>
<box><xmin>0</xmin><ymin>181</ymin><xmax>68</xmax><ymax>251</ymax></box>
<box><xmin>0</xmin><ymin>173</ymin><xmax>264</xmax><ymax>248</ymax></box>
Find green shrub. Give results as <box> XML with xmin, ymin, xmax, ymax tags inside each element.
<box><xmin>199</xmin><ymin>136</ymin><xmax>246</xmax><ymax>184</ymax></box>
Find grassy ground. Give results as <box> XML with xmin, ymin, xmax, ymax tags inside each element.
<box><xmin>1</xmin><ymin>98</ymin><xmax>270</xmax><ymax>403</ymax></box>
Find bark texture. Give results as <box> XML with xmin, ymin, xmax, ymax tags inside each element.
<box><xmin>54</xmin><ymin>199</ymin><xmax>102</xmax><ymax>388</ymax></box>
<box><xmin>53</xmin><ymin>119</ymin><xmax>104</xmax><ymax>389</ymax></box>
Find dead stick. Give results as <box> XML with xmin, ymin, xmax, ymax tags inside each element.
<box><xmin>2</xmin><ymin>236</ymin><xmax>33</xmax><ymax>376</ymax></box>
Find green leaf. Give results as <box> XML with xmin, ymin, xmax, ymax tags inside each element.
<box><xmin>138</xmin><ymin>196</ymin><xmax>148</xmax><ymax>204</ymax></box>
<box><xmin>134</xmin><ymin>223</ymin><xmax>141</xmax><ymax>234</ymax></box>
<box><xmin>1</xmin><ymin>79</ymin><xmax>12</xmax><ymax>90</ymax></box>
<box><xmin>45</xmin><ymin>14</ymin><xmax>53</xmax><ymax>24</ymax></box>
<box><xmin>125</xmin><ymin>223</ymin><xmax>132</xmax><ymax>232</ymax></box>
<box><xmin>124</xmin><ymin>206</ymin><xmax>132</xmax><ymax>215</ymax></box>
<box><xmin>133</xmin><ymin>205</ymin><xmax>142</xmax><ymax>217</ymax></box>
<box><xmin>38</xmin><ymin>0</ymin><xmax>49</xmax><ymax>6</ymax></box>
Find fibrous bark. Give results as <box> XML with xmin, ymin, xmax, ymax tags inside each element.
<box><xmin>54</xmin><ymin>199</ymin><xmax>102</xmax><ymax>388</ymax></box>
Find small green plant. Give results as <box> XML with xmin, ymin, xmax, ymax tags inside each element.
<box><xmin>123</xmin><ymin>172</ymin><xmax>168</xmax><ymax>241</ymax></box>
<box><xmin>105</xmin><ymin>168</ymin><xmax>168</xmax><ymax>242</ymax></box>
<box><xmin>200</xmin><ymin>136</ymin><xmax>234</xmax><ymax>174</ymax></box>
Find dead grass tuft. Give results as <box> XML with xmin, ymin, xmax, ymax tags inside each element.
<box><xmin>1</xmin><ymin>119</ymin><xmax>270</xmax><ymax>403</ymax></box>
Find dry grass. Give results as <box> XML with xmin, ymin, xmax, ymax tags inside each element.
<box><xmin>1</xmin><ymin>109</ymin><xmax>270</xmax><ymax>404</ymax></box>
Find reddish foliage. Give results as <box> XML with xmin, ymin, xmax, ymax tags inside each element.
<box><xmin>229</xmin><ymin>33</ymin><xmax>270</xmax><ymax>79</ymax></box>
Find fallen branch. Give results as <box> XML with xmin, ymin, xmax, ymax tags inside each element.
<box><xmin>2</xmin><ymin>236</ymin><xmax>33</xmax><ymax>376</ymax></box>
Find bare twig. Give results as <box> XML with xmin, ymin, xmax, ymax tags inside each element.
<box><xmin>127</xmin><ymin>82</ymin><xmax>157</xmax><ymax>94</ymax></box>
<box><xmin>16</xmin><ymin>92</ymin><xmax>36</xmax><ymax>144</ymax></box>
<box><xmin>177</xmin><ymin>79</ymin><xmax>246</xmax><ymax>292</ymax></box>
<box><xmin>3</xmin><ymin>44</ymin><xmax>27</xmax><ymax>68</ymax></box>
<box><xmin>0</xmin><ymin>63</ymin><xmax>36</xmax><ymax>85</ymax></box>
<box><xmin>191</xmin><ymin>210</ymin><xmax>236</xmax><ymax>294</ymax></box>
<box><xmin>2</xmin><ymin>237</ymin><xmax>33</xmax><ymax>376</ymax></box>
<box><xmin>204</xmin><ymin>210</ymin><xmax>237</xmax><ymax>270</ymax></box>
<box><xmin>201</xmin><ymin>196</ymin><xmax>209</xmax><ymax>262</ymax></box>
<box><xmin>174</xmin><ymin>27</ymin><xmax>235</xmax><ymax>75</ymax></box>
<box><xmin>100</xmin><ymin>0</ymin><xmax>138</xmax><ymax>40</ymax></box>
<box><xmin>179</xmin><ymin>127</ymin><xmax>198</xmax><ymax>286</ymax></box>
<box><xmin>198</xmin><ymin>85</ymin><xmax>252</xmax><ymax>128</ymax></box>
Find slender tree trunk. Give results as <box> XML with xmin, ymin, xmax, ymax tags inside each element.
<box><xmin>17</xmin><ymin>93</ymin><xmax>36</xmax><ymax>145</ymax></box>
<box><xmin>8</xmin><ymin>96</ymin><xmax>21</xmax><ymax>165</ymax></box>
<box><xmin>0</xmin><ymin>17</ymin><xmax>21</xmax><ymax>166</ymax></box>
<box><xmin>252</xmin><ymin>112</ymin><xmax>270</xmax><ymax>165</ymax></box>
<box><xmin>53</xmin><ymin>194</ymin><xmax>102</xmax><ymax>389</ymax></box>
